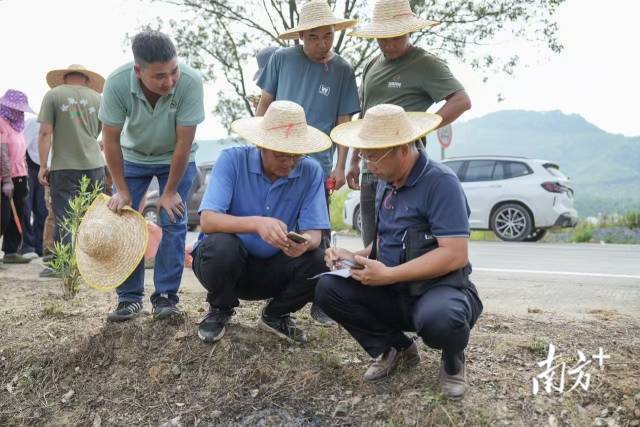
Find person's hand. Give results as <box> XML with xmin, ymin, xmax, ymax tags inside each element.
<box><xmin>282</xmin><ymin>238</ymin><xmax>309</xmax><ymax>258</ymax></box>
<box><xmin>255</xmin><ymin>217</ymin><xmax>289</xmax><ymax>250</ymax></box>
<box><xmin>329</xmin><ymin>167</ymin><xmax>346</xmax><ymax>192</ymax></box>
<box><xmin>346</xmin><ymin>163</ymin><xmax>360</xmax><ymax>190</ymax></box>
<box><xmin>159</xmin><ymin>191</ymin><xmax>185</xmax><ymax>223</ymax></box>
<box><xmin>38</xmin><ymin>167</ymin><xmax>50</xmax><ymax>186</ymax></box>
<box><xmin>2</xmin><ymin>182</ymin><xmax>14</xmax><ymax>198</ymax></box>
<box><xmin>107</xmin><ymin>191</ymin><xmax>132</xmax><ymax>213</ymax></box>
<box><xmin>324</xmin><ymin>247</ymin><xmax>356</xmax><ymax>270</ymax></box>
<box><xmin>350</xmin><ymin>255</ymin><xmax>395</xmax><ymax>286</ymax></box>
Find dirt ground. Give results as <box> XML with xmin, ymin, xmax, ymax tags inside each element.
<box><xmin>1</xmin><ymin>261</ymin><xmax>639</xmax><ymax>427</ymax></box>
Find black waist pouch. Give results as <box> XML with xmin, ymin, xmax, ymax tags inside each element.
<box><xmin>398</xmin><ymin>224</ymin><xmax>472</xmax><ymax>296</ymax></box>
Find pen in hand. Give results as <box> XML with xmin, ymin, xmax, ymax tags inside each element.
<box><xmin>330</xmin><ymin>231</ymin><xmax>337</xmax><ymax>270</ymax></box>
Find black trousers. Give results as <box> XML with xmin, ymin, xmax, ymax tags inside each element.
<box><xmin>192</xmin><ymin>233</ymin><xmax>328</xmax><ymax>316</ymax></box>
<box><xmin>22</xmin><ymin>154</ymin><xmax>47</xmax><ymax>255</ymax></box>
<box><xmin>49</xmin><ymin>168</ymin><xmax>105</xmax><ymax>245</ymax></box>
<box><xmin>315</xmin><ymin>276</ymin><xmax>483</xmax><ymax>358</ymax></box>
<box><xmin>1</xmin><ymin>176</ymin><xmax>29</xmax><ymax>254</ymax></box>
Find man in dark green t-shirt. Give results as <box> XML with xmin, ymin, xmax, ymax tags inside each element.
<box><xmin>346</xmin><ymin>0</ymin><xmax>471</xmax><ymax>248</ymax></box>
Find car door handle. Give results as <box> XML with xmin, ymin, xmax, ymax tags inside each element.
<box><xmin>489</xmin><ymin>184</ymin><xmax>502</xmax><ymax>188</ymax></box>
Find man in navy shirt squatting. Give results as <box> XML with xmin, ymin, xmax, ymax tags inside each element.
<box><xmin>191</xmin><ymin>101</ymin><xmax>330</xmax><ymax>344</ymax></box>
<box><xmin>316</xmin><ymin>104</ymin><xmax>483</xmax><ymax>399</ymax></box>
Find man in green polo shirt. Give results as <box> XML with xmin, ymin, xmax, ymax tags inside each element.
<box><xmin>346</xmin><ymin>0</ymin><xmax>472</xmax><ymax>247</ymax></box>
<box><xmin>99</xmin><ymin>30</ymin><xmax>205</xmax><ymax>322</ymax></box>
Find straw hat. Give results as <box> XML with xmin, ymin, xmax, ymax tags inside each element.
<box><xmin>46</xmin><ymin>64</ymin><xmax>105</xmax><ymax>93</ymax></box>
<box><xmin>76</xmin><ymin>194</ymin><xmax>148</xmax><ymax>291</ymax></box>
<box><xmin>279</xmin><ymin>0</ymin><xmax>357</xmax><ymax>40</ymax></box>
<box><xmin>231</xmin><ymin>100</ymin><xmax>332</xmax><ymax>154</ymax></box>
<box><xmin>330</xmin><ymin>104</ymin><xmax>442</xmax><ymax>149</ymax></box>
<box><xmin>349</xmin><ymin>0</ymin><xmax>439</xmax><ymax>39</ymax></box>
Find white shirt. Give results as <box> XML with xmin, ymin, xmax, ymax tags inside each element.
<box><xmin>23</xmin><ymin>118</ymin><xmax>40</xmax><ymax>165</ymax></box>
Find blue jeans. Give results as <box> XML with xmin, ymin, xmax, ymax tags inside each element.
<box><xmin>116</xmin><ymin>161</ymin><xmax>197</xmax><ymax>304</ymax></box>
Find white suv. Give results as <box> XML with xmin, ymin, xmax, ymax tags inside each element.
<box><xmin>343</xmin><ymin>156</ymin><xmax>578</xmax><ymax>242</ymax></box>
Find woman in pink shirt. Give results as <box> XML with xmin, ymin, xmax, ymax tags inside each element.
<box><xmin>0</xmin><ymin>89</ymin><xmax>34</xmax><ymax>264</ymax></box>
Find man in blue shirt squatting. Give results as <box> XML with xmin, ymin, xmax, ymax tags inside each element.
<box><xmin>191</xmin><ymin>100</ymin><xmax>330</xmax><ymax>344</ymax></box>
<box><xmin>99</xmin><ymin>31</ymin><xmax>205</xmax><ymax>322</ymax></box>
<box><xmin>316</xmin><ymin>104</ymin><xmax>483</xmax><ymax>400</ymax></box>
<box><xmin>255</xmin><ymin>0</ymin><xmax>361</xmax><ymax>323</ymax></box>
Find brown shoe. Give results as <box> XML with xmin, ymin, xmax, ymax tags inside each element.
<box><xmin>364</xmin><ymin>341</ymin><xmax>420</xmax><ymax>381</ymax></box>
<box><xmin>439</xmin><ymin>353</ymin><xmax>466</xmax><ymax>399</ymax></box>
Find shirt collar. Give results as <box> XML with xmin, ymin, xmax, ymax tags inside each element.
<box><xmin>248</xmin><ymin>147</ymin><xmax>303</xmax><ymax>180</ymax></box>
<box><xmin>384</xmin><ymin>150</ymin><xmax>429</xmax><ymax>190</ymax></box>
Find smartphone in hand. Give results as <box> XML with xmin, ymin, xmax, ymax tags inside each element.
<box><xmin>287</xmin><ymin>231</ymin><xmax>309</xmax><ymax>244</ymax></box>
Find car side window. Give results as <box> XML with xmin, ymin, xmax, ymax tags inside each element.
<box><xmin>464</xmin><ymin>160</ymin><xmax>496</xmax><ymax>182</ymax></box>
<box><xmin>443</xmin><ymin>160</ymin><xmax>465</xmax><ymax>180</ymax></box>
<box><xmin>505</xmin><ymin>161</ymin><xmax>532</xmax><ymax>178</ymax></box>
<box><xmin>493</xmin><ymin>161</ymin><xmax>507</xmax><ymax>180</ymax></box>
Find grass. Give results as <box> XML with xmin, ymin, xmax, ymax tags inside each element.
<box><xmin>522</xmin><ymin>338</ymin><xmax>549</xmax><ymax>358</ymax></box>
<box><xmin>42</xmin><ymin>303</ymin><xmax>66</xmax><ymax>318</ymax></box>
<box><xmin>329</xmin><ymin>187</ymin><xmax>351</xmax><ymax>232</ymax></box>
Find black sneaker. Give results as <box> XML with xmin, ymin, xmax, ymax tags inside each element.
<box><xmin>152</xmin><ymin>295</ymin><xmax>181</xmax><ymax>320</ymax></box>
<box><xmin>107</xmin><ymin>301</ymin><xmax>143</xmax><ymax>322</ymax></box>
<box><xmin>310</xmin><ymin>303</ymin><xmax>335</xmax><ymax>326</ymax></box>
<box><xmin>198</xmin><ymin>306</ymin><xmax>234</xmax><ymax>343</ymax></box>
<box><xmin>259</xmin><ymin>307</ymin><xmax>308</xmax><ymax>344</ymax></box>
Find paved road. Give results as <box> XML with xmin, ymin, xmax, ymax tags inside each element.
<box><xmin>330</xmin><ymin>235</ymin><xmax>640</xmax><ymax>319</ymax></box>
<box><xmin>186</xmin><ymin>233</ymin><xmax>640</xmax><ymax>318</ymax></box>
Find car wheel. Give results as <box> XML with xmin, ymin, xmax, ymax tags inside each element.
<box><xmin>523</xmin><ymin>228</ymin><xmax>547</xmax><ymax>242</ymax></box>
<box><xmin>353</xmin><ymin>205</ymin><xmax>362</xmax><ymax>234</ymax></box>
<box><xmin>143</xmin><ymin>206</ymin><xmax>159</xmax><ymax>224</ymax></box>
<box><xmin>490</xmin><ymin>203</ymin><xmax>533</xmax><ymax>242</ymax></box>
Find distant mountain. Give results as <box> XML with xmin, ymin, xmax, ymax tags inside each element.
<box><xmin>425</xmin><ymin>110</ymin><xmax>640</xmax><ymax>216</ymax></box>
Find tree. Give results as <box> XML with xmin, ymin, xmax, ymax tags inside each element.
<box><xmin>156</xmin><ymin>0</ymin><xmax>565</xmax><ymax>132</ymax></box>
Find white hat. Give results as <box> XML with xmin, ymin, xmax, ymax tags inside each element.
<box><xmin>349</xmin><ymin>0</ymin><xmax>439</xmax><ymax>39</ymax></box>
<box><xmin>231</xmin><ymin>100</ymin><xmax>332</xmax><ymax>154</ymax></box>
<box><xmin>330</xmin><ymin>104</ymin><xmax>441</xmax><ymax>149</ymax></box>
<box><xmin>279</xmin><ymin>0</ymin><xmax>357</xmax><ymax>40</ymax></box>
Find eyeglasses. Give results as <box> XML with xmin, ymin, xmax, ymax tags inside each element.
<box><xmin>272</xmin><ymin>152</ymin><xmax>303</xmax><ymax>162</ymax></box>
<box><xmin>358</xmin><ymin>148</ymin><xmax>394</xmax><ymax>165</ymax></box>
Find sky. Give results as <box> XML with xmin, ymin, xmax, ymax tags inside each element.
<box><xmin>1</xmin><ymin>0</ymin><xmax>639</xmax><ymax>138</ymax></box>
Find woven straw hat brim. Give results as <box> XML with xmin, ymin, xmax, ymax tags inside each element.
<box><xmin>330</xmin><ymin>112</ymin><xmax>442</xmax><ymax>149</ymax></box>
<box><xmin>349</xmin><ymin>18</ymin><xmax>439</xmax><ymax>39</ymax></box>
<box><xmin>231</xmin><ymin>116</ymin><xmax>332</xmax><ymax>154</ymax></box>
<box><xmin>76</xmin><ymin>194</ymin><xmax>148</xmax><ymax>292</ymax></box>
<box><xmin>279</xmin><ymin>18</ymin><xmax>357</xmax><ymax>40</ymax></box>
<box><xmin>46</xmin><ymin>68</ymin><xmax>105</xmax><ymax>93</ymax></box>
